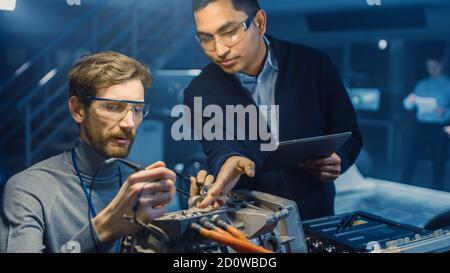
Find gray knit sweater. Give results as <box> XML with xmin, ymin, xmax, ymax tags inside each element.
<box><xmin>0</xmin><ymin>139</ymin><xmax>131</xmax><ymax>253</ymax></box>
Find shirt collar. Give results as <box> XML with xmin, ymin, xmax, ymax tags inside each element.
<box><xmin>429</xmin><ymin>75</ymin><xmax>448</xmax><ymax>81</ymax></box>
<box><xmin>263</xmin><ymin>36</ymin><xmax>278</xmax><ymax>72</ymax></box>
<box><xmin>71</xmin><ymin>138</ymin><xmax>119</xmax><ymax>181</ymax></box>
<box><xmin>235</xmin><ymin>35</ymin><xmax>278</xmax><ymax>84</ymax></box>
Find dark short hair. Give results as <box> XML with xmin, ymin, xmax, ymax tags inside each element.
<box><xmin>426</xmin><ymin>55</ymin><xmax>445</xmax><ymax>63</ymax></box>
<box><xmin>423</xmin><ymin>43</ymin><xmax>446</xmax><ymax>63</ymax></box>
<box><xmin>192</xmin><ymin>0</ymin><xmax>260</xmax><ymax>16</ymax></box>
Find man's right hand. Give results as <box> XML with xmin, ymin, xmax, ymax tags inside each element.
<box><xmin>93</xmin><ymin>161</ymin><xmax>176</xmax><ymax>243</ymax></box>
<box><xmin>188</xmin><ymin>170</ymin><xmax>219</xmax><ymax>208</ymax></box>
<box><xmin>406</xmin><ymin>94</ymin><xmax>417</xmax><ymax>104</ymax></box>
<box><xmin>198</xmin><ymin>156</ymin><xmax>255</xmax><ymax>208</ymax></box>
<box><xmin>445</xmin><ymin>126</ymin><xmax>450</xmax><ymax>136</ymax></box>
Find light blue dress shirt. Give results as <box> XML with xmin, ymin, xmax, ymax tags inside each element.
<box><xmin>235</xmin><ymin>36</ymin><xmax>279</xmax><ymax>141</ymax></box>
<box><xmin>403</xmin><ymin>75</ymin><xmax>450</xmax><ymax>124</ymax></box>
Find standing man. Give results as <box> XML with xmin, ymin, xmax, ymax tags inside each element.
<box><xmin>184</xmin><ymin>0</ymin><xmax>362</xmax><ymax>220</ymax></box>
<box><xmin>0</xmin><ymin>51</ymin><xmax>176</xmax><ymax>252</ymax></box>
<box><xmin>402</xmin><ymin>56</ymin><xmax>450</xmax><ymax>189</ymax></box>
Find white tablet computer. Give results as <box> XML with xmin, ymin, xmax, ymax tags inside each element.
<box><xmin>262</xmin><ymin>132</ymin><xmax>352</xmax><ymax>172</ymax></box>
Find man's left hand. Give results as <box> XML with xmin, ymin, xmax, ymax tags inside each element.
<box><xmin>445</xmin><ymin>126</ymin><xmax>450</xmax><ymax>136</ymax></box>
<box><xmin>299</xmin><ymin>153</ymin><xmax>342</xmax><ymax>183</ymax></box>
<box><xmin>436</xmin><ymin>108</ymin><xmax>446</xmax><ymax>116</ymax></box>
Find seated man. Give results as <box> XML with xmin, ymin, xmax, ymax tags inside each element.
<box><xmin>0</xmin><ymin>51</ymin><xmax>176</xmax><ymax>253</ymax></box>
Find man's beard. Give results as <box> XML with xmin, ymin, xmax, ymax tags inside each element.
<box><xmin>84</xmin><ymin>123</ymin><xmax>135</xmax><ymax>159</ymax></box>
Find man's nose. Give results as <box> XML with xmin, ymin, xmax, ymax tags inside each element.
<box><xmin>119</xmin><ymin>109</ymin><xmax>136</xmax><ymax>129</ymax></box>
<box><xmin>215</xmin><ymin>42</ymin><xmax>230</xmax><ymax>59</ymax></box>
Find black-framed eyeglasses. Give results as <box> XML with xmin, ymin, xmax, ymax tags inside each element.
<box><xmin>85</xmin><ymin>96</ymin><xmax>150</xmax><ymax>123</ymax></box>
<box><xmin>195</xmin><ymin>11</ymin><xmax>258</xmax><ymax>51</ymax></box>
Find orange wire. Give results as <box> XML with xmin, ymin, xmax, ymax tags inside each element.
<box><xmin>212</xmin><ymin>227</ymin><xmax>234</xmax><ymax>238</ymax></box>
<box><xmin>198</xmin><ymin>227</ymin><xmax>273</xmax><ymax>253</ymax></box>
<box><xmin>225</xmin><ymin>225</ymin><xmax>251</xmax><ymax>242</ymax></box>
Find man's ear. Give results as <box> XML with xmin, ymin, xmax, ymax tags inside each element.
<box><xmin>68</xmin><ymin>96</ymin><xmax>86</xmax><ymax>124</ymax></box>
<box><xmin>255</xmin><ymin>10</ymin><xmax>267</xmax><ymax>35</ymax></box>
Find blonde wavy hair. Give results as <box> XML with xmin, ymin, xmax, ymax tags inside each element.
<box><xmin>68</xmin><ymin>51</ymin><xmax>152</xmax><ymax>104</ymax></box>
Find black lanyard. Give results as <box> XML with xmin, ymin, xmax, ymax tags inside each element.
<box><xmin>71</xmin><ymin>149</ymin><xmax>122</xmax><ymax>218</ymax></box>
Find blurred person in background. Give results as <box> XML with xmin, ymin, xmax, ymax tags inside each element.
<box><xmin>402</xmin><ymin>55</ymin><xmax>450</xmax><ymax>190</ymax></box>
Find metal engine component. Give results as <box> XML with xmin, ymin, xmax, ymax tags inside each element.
<box><xmin>369</xmin><ymin>228</ymin><xmax>450</xmax><ymax>253</ymax></box>
<box><xmin>303</xmin><ymin>211</ymin><xmax>450</xmax><ymax>253</ymax></box>
<box><xmin>123</xmin><ymin>189</ymin><xmax>308</xmax><ymax>253</ymax></box>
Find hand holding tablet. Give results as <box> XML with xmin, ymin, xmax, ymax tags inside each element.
<box><xmin>300</xmin><ymin>152</ymin><xmax>342</xmax><ymax>183</ymax></box>
<box><xmin>262</xmin><ymin>132</ymin><xmax>352</xmax><ymax>173</ymax></box>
